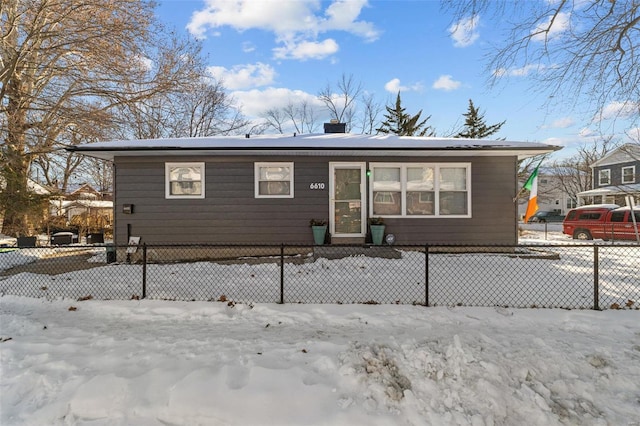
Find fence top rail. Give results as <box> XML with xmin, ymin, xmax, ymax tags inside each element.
<box><xmin>14</xmin><ymin>242</ymin><xmax>640</xmax><ymax>250</ymax></box>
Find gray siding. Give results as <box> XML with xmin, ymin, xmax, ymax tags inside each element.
<box><xmin>594</xmin><ymin>160</ymin><xmax>640</xmax><ymax>186</ymax></box>
<box><xmin>114</xmin><ymin>155</ymin><xmax>518</xmax><ymax>245</ymax></box>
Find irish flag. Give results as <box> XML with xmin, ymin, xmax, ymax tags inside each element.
<box><xmin>523</xmin><ymin>165</ymin><xmax>540</xmax><ymax>223</ymax></box>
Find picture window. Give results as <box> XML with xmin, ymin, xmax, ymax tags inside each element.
<box><xmin>370</xmin><ymin>163</ymin><xmax>470</xmax><ymax>218</ymax></box>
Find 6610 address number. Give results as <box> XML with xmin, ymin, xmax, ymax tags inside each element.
<box><xmin>309</xmin><ymin>182</ymin><xmax>326</xmax><ymax>190</ymax></box>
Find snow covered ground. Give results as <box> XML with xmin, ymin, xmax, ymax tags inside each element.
<box><xmin>1</xmin><ymin>297</ymin><xmax>639</xmax><ymax>425</ymax></box>
<box><xmin>0</xmin><ymin>228</ymin><xmax>637</xmax><ymax>309</ymax></box>
<box><xmin>1</xmin><ymin>229</ymin><xmax>639</xmax><ymax>425</ymax></box>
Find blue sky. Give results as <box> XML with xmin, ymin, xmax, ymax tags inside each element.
<box><xmin>155</xmin><ymin>0</ymin><xmax>638</xmax><ymax>159</ymax></box>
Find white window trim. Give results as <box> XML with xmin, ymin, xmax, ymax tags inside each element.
<box><xmin>254</xmin><ymin>162</ymin><xmax>294</xmax><ymax>199</ymax></box>
<box><xmin>369</xmin><ymin>162</ymin><xmax>472</xmax><ymax>218</ymax></box>
<box><xmin>165</xmin><ymin>162</ymin><xmax>205</xmax><ymax>199</ymax></box>
<box><xmin>598</xmin><ymin>169</ymin><xmax>611</xmax><ymax>186</ymax></box>
<box><xmin>622</xmin><ymin>165</ymin><xmax>635</xmax><ymax>184</ymax></box>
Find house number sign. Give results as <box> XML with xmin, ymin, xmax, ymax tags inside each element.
<box><xmin>309</xmin><ymin>182</ymin><xmax>326</xmax><ymax>190</ymax></box>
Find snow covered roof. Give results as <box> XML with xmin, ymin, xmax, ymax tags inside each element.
<box><xmin>590</xmin><ymin>143</ymin><xmax>640</xmax><ymax>168</ymax></box>
<box><xmin>27</xmin><ymin>179</ymin><xmax>51</xmax><ymax>195</ymax></box>
<box><xmin>68</xmin><ymin>133</ymin><xmax>560</xmax><ymax>161</ymax></box>
<box><xmin>50</xmin><ymin>200</ymin><xmax>113</xmax><ymax>209</ymax></box>
<box><xmin>576</xmin><ymin>183</ymin><xmax>640</xmax><ymax>197</ymax></box>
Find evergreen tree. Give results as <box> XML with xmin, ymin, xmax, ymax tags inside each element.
<box><xmin>376</xmin><ymin>92</ymin><xmax>435</xmax><ymax>136</ymax></box>
<box><xmin>455</xmin><ymin>99</ymin><xmax>505</xmax><ymax>139</ymax></box>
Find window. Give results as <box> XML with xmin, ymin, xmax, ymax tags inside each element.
<box><xmin>255</xmin><ymin>162</ymin><xmax>294</xmax><ymax>198</ymax></box>
<box><xmin>370</xmin><ymin>163</ymin><xmax>470</xmax><ymax>217</ymax></box>
<box><xmin>622</xmin><ymin>166</ymin><xmax>635</xmax><ymax>184</ymax></box>
<box><xmin>598</xmin><ymin>169</ymin><xmax>611</xmax><ymax>186</ymax></box>
<box><xmin>610</xmin><ymin>211</ymin><xmax>626</xmax><ymax>222</ymax></box>
<box><xmin>579</xmin><ymin>212</ymin><xmax>602</xmax><ymax>220</ymax></box>
<box><xmin>165</xmin><ymin>163</ymin><xmax>205</xmax><ymax>199</ymax></box>
<box><xmin>566</xmin><ymin>198</ymin><xmax>577</xmax><ymax>209</ymax></box>
<box><xmin>372</xmin><ymin>167</ymin><xmax>401</xmax><ymax>215</ymax></box>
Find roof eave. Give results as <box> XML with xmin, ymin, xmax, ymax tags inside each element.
<box><xmin>68</xmin><ymin>145</ymin><xmax>560</xmax><ymax>162</ymax></box>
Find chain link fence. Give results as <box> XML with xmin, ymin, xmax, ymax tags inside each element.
<box><xmin>0</xmin><ymin>243</ymin><xmax>638</xmax><ymax>309</ymax></box>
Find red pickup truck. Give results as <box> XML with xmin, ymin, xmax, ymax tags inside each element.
<box><xmin>563</xmin><ymin>204</ymin><xmax>640</xmax><ymax>241</ymax></box>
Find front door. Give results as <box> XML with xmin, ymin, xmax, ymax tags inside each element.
<box><xmin>329</xmin><ymin>162</ymin><xmax>366</xmax><ymax>238</ymax></box>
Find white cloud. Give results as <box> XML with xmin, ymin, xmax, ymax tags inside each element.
<box><xmin>187</xmin><ymin>0</ymin><xmax>379</xmax><ymax>61</ymax></box>
<box><xmin>273</xmin><ymin>38</ymin><xmax>339</xmax><ymax>60</ymax></box>
<box><xmin>546</xmin><ymin>117</ymin><xmax>575</xmax><ymax>129</ymax></box>
<box><xmin>625</xmin><ymin>127</ymin><xmax>640</xmax><ymax>143</ymax></box>
<box><xmin>531</xmin><ymin>11</ymin><xmax>571</xmax><ymax>42</ymax></box>
<box><xmin>449</xmin><ymin>15</ymin><xmax>479</xmax><ymax>48</ymax></box>
<box><xmin>578</xmin><ymin>127</ymin><xmax>595</xmax><ymax>138</ymax></box>
<box><xmin>241</xmin><ymin>42</ymin><xmax>256</xmax><ymax>53</ymax></box>
<box><xmin>596</xmin><ymin>101</ymin><xmax>639</xmax><ymax>121</ymax></box>
<box><xmin>207</xmin><ymin>63</ymin><xmax>276</xmax><ymax>90</ymax></box>
<box><xmin>384</xmin><ymin>78</ymin><xmax>423</xmax><ymax>93</ymax></box>
<box><xmin>232</xmin><ymin>87</ymin><xmax>324</xmax><ymax>117</ymax></box>
<box><xmin>323</xmin><ymin>0</ymin><xmax>379</xmax><ymax>41</ymax></box>
<box><xmin>432</xmin><ymin>75</ymin><xmax>461</xmax><ymax>91</ymax></box>
<box><xmin>493</xmin><ymin>64</ymin><xmax>548</xmax><ymax>78</ymax></box>
<box><xmin>133</xmin><ymin>55</ymin><xmax>154</xmax><ymax>72</ymax></box>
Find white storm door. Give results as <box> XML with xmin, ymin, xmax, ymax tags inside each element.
<box><xmin>329</xmin><ymin>162</ymin><xmax>366</xmax><ymax>237</ymax></box>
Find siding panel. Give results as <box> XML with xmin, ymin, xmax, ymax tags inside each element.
<box><xmin>114</xmin><ymin>155</ymin><xmax>517</xmax><ymax>245</ymax></box>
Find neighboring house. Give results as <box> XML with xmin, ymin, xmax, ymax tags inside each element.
<box><xmin>49</xmin><ymin>185</ymin><xmax>114</xmax><ymax>235</ymax></box>
<box><xmin>517</xmin><ymin>173</ymin><xmax>577</xmax><ymax>219</ymax></box>
<box><xmin>69</xmin><ymin>129</ymin><xmax>558</xmax><ymax>246</ymax></box>
<box><xmin>49</xmin><ymin>200</ymin><xmax>113</xmax><ymax>226</ymax></box>
<box><xmin>27</xmin><ymin>179</ymin><xmax>53</xmax><ymax>196</ymax></box>
<box><xmin>577</xmin><ymin>144</ymin><xmax>640</xmax><ymax>206</ymax></box>
<box><xmin>66</xmin><ymin>183</ymin><xmax>111</xmax><ymax>201</ymax></box>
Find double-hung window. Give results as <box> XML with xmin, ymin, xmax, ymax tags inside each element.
<box><xmin>370</xmin><ymin>163</ymin><xmax>471</xmax><ymax>217</ymax></box>
<box><xmin>622</xmin><ymin>166</ymin><xmax>635</xmax><ymax>184</ymax></box>
<box><xmin>598</xmin><ymin>169</ymin><xmax>611</xmax><ymax>186</ymax></box>
<box><xmin>255</xmin><ymin>162</ymin><xmax>294</xmax><ymax>198</ymax></box>
<box><xmin>165</xmin><ymin>162</ymin><xmax>205</xmax><ymax>199</ymax></box>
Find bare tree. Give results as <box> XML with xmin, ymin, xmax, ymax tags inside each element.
<box><xmin>283</xmin><ymin>100</ymin><xmax>320</xmax><ymax>134</ymax></box>
<box><xmin>317</xmin><ymin>73</ymin><xmax>363</xmax><ymax>131</ymax></box>
<box><xmin>174</xmin><ymin>80</ymin><xmax>249</xmax><ymax>137</ymax></box>
<box><xmin>262</xmin><ymin>108</ymin><xmax>287</xmax><ymax>134</ymax></box>
<box><xmin>1</xmin><ymin>0</ymin><xmax>205</xmax><ymax>236</ymax></box>
<box><xmin>444</xmin><ymin>0</ymin><xmax>640</xmax><ymax>124</ymax></box>
<box><xmin>548</xmin><ymin>137</ymin><xmax>618</xmax><ymax>205</ymax></box>
<box><xmin>261</xmin><ymin>99</ymin><xmax>320</xmax><ymax>134</ymax></box>
<box><xmin>358</xmin><ymin>93</ymin><xmax>384</xmax><ymax>135</ymax></box>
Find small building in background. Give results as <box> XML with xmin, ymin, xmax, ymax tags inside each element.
<box><xmin>577</xmin><ymin>144</ymin><xmax>640</xmax><ymax>206</ymax></box>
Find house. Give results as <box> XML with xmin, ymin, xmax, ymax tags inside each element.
<box><xmin>49</xmin><ymin>199</ymin><xmax>114</xmax><ymax>229</ymax></box>
<box><xmin>66</xmin><ymin>183</ymin><xmax>112</xmax><ymax>201</ymax></box>
<box><xmin>517</xmin><ymin>172</ymin><xmax>577</xmax><ymax>219</ymax></box>
<box><xmin>68</xmin><ymin>130</ymin><xmax>559</xmax><ymax>246</ymax></box>
<box><xmin>577</xmin><ymin>144</ymin><xmax>640</xmax><ymax>206</ymax></box>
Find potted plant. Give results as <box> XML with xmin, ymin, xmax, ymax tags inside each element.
<box><xmin>369</xmin><ymin>217</ymin><xmax>385</xmax><ymax>245</ymax></box>
<box><xmin>309</xmin><ymin>219</ymin><xmax>328</xmax><ymax>245</ymax></box>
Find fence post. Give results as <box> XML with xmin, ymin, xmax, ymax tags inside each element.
<box><xmin>142</xmin><ymin>243</ymin><xmax>147</xmax><ymax>299</ymax></box>
<box><xmin>425</xmin><ymin>244</ymin><xmax>429</xmax><ymax>307</ymax></box>
<box><xmin>593</xmin><ymin>245</ymin><xmax>599</xmax><ymax>310</ymax></box>
<box><xmin>280</xmin><ymin>243</ymin><xmax>284</xmax><ymax>304</ymax></box>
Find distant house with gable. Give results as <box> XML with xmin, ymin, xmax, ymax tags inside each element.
<box><xmin>577</xmin><ymin>144</ymin><xmax>640</xmax><ymax>206</ymax></box>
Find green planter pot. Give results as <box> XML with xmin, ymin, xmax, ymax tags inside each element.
<box><xmin>370</xmin><ymin>225</ymin><xmax>385</xmax><ymax>245</ymax></box>
<box><xmin>312</xmin><ymin>225</ymin><xmax>327</xmax><ymax>245</ymax></box>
